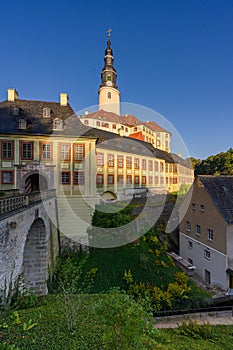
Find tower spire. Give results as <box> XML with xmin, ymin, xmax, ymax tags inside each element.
<box><xmin>98</xmin><ymin>29</ymin><xmax>120</xmax><ymax>115</ymax></box>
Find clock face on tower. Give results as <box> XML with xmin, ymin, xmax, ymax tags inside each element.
<box><xmin>106</xmin><ymin>81</ymin><xmax>113</xmax><ymax>86</ymax></box>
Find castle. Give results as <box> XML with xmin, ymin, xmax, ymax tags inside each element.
<box><xmin>0</xmin><ymin>32</ymin><xmax>193</xmax><ymax>203</ymax></box>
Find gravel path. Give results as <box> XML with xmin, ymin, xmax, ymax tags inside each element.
<box><xmin>155</xmin><ymin>312</ymin><xmax>233</xmax><ymax>328</ymax></box>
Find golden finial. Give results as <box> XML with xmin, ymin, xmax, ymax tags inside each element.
<box><xmin>107</xmin><ymin>27</ymin><xmax>112</xmax><ymax>39</ymax></box>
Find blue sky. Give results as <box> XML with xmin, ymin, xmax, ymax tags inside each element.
<box><xmin>0</xmin><ymin>0</ymin><xmax>232</xmax><ymax>159</ymax></box>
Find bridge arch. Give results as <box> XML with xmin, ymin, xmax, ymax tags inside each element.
<box><xmin>22</xmin><ymin>218</ymin><xmax>48</xmax><ymax>295</ymax></box>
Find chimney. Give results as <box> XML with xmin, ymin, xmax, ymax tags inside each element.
<box><xmin>8</xmin><ymin>88</ymin><xmax>18</xmax><ymax>101</ymax></box>
<box><xmin>60</xmin><ymin>93</ymin><xmax>69</xmax><ymax>106</ymax></box>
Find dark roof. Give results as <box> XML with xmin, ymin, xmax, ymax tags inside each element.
<box><xmin>0</xmin><ymin>99</ymin><xmax>77</xmax><ymax>135</ymax></box>
<box><xmin>170</xmin><ymin>153</ymin><xmax>193</xmax><ymax>169</ymax></box>
<box><xmin>198</xmin><ymin>175</ymin><xmax>233</xmax><ymax>224</ymax></box>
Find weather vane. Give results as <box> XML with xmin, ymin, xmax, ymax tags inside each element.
<box><xmin>107</xmin><ymin>27</ymin><xmax>112</xmax><ymax>38</ymax></box>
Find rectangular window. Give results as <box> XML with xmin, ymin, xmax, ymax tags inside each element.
<box><xmin>142</xmin><ymin>176</ymin><xmax>146</xmax><ymax>185</ymax></box>
<box><xmin>73</xmin><ymin>144</ymin><xmax>85</xmax><ymax>161</ymax></box>
<box><xmin>60</xmin><ymin>171</ymin><xmax>70</xmax><ymax>185</ymax></box>
<box><xmin>117</xmin><ymin>175</ymin><xmax>124</xmax><ymax>185</ymax></box>
<box><xmin>142</xmin><ymin>159</ymin><xmax>147</xmax><ymax>170</ymax></box>
<box><xmin>155</xmin><ymin>176</ymin><xmax>159</xmax><ymax>185</ymax></box>
<box><xmin>148</xmin><ymin>176</ymin><xmax>153</xmax><ymax>185</ymax></box>
<box><xmin>186</xmin><ymin>221</ymin><xmax>191</xmax><ymax>232</ymax></box>
<box><xmin>126</xmin><ymin>175</ymin><xmax>132</xmax><ymax>185</ymax></box>
<box><xmin>200</xmin><ymin>204</ymin><xmax>205</xmax><ymax>212</ymax></box>
<box><xmin>160</xmin><ymin>162</ymin><xmax>164</xmax><ymax>172</ymax></box>
<box><xmin>160</xmin><ymin>176</ymin><xmax>164</xmax><ymax>185</ymax></box>
<box><xmin>108</xmin><ymin>154</ymin><xmax>114</xmax><ymax>167</ymax></box>
<box><xmin>1</xmin><ymin>141</ymin><xmax>14</xmax><ymax>160</ymax></box>
<box><xmin>192</xmin><ymin>203</ymin><xmax>196</xmax><ymax>210</ymax></box>
<box><xmin>107</xmin><ymin>174</ymin><xmax>114</xmax><ymax>184</ymax></box>
<box><xmin>117</xmin><ymin>155</ymin><xmax>123</xmax><ymax>168</ymax></box>
<box><xmin>97</xmin><ymin>152</ymin><xmax>104</xmax><ymax>166</ymax></box>
<box><xmin>204</xmin><ymin>250</ymin><xmax>210</xmax><ymax>260</ymax></box>
<box><xmin>126</xmin><ymin>157</ymin><xmax>132</xmax><ymax>169</ymax></box>
<box><xmin>134</xmin><ymin>158</ymin><xmax>140</xmax><ymax>169</ymax></box>
<box><xmin>196</xmin><ymin>224</ymin><xmax>201</xmax><ymax>236</ymax></box>
<box><xmin>21</xmin><ymin>142</ymin><xmax>33</xmax><ymax>160</ymax></box>
<box><xmin>96</xmin><ymin>174</ymin><xmax>104</xmax><ymax>185</ymax></box>
<box><xmin>112</xmin><ymin>124</ymin><xmax>116</xmax><ymax>129</ymax></box>
<box><xmin>148</xmin><ymin>160</ymin><xmax>153</xmax><ymax>171</ymax></box>
<box><xmin>40</xmin><ymin>142</ymin><xmax>52</xmax><ymax>160</ymax></box>
<box><xmin>188</xmin><ymin>241</ymin><xmax>193</xmax><ymax>249</ymax></box>
<box><xmin>59</xmin><ymin>143</ymin><xmax>70</xmax><ymax>161</ymax></box>
<box><xmin>96</xmin><ymin>121</ymin><xmax>100</xmax><ymax>127</ymax></box>
<box><xmin>208</xmin><ymin>229</ymin><xmax>214</xmax><ymax>241</ymax></box>
<box><xmin>154</xmin><ymin>161</ymin><xmax>158</xmax><ymax>172</ymax></box>
<box><xmin>134</xmin><ymin>175</ymin><xmax>140</xmax><ymax>185</ymax></box>
<box><xmin>73</xmin><ymin>171</ymin><xmax>85</xmax><ymax>185</ymax></box>
<box><xmin>1</xmin><ymin>170</ymin><xmax>14</xmax><ymax>184</ymax></box>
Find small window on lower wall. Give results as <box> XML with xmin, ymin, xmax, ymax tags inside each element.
<box><xmin>74</xmin><ymin>172</ymin><xmax>85</xmax><ymax>185</ymax></box>
<box><xmin>188</xmin><ymin>258</ymin><xmax>193</xmax><ymax>265</ymax></box>
<box><xmin>204</xmin><ymin>250</ymin><xmax>210</xmax><ymax>260</ymax></box>
<box><xmin>60</xmin><ymin>171</ymin><xmax>70</xmax><ymax>185</ymax></box>
<box><xmin>142</xmin><ymin>176</ymin><xmax>146</xmax><ymax>185</ymax></box>
<box><xmin>126</xmin><ymin>175</ymin><xmax>132</xmax><ymax>185</ymax></box>
<box><xmin>205</xmin><ymin>269</ymin><xmax>211</xmax><ymax>285</ymax></box>
<box><xmin>107</xmin><ymin>174</ymin><xmax>114</xmax><ymax>185</ymax></box>
<box><xmin>1</xmin><ymin>170</ymin><xmax>14</xmax><ymax>184</ymax></box>
<box><xmin>134</xmin><ymin>175</ymin><xmax>140</xmax><ymax>185</ymax></box>
<box><xmin>96</xmin><ymin>174</ymin><xmax>104</xmax><ymax>185</ymax></box>
<box><xmin>188</xmin><ymin>241</ymin><xmax>193</xmax><ymax>249</ymax></box>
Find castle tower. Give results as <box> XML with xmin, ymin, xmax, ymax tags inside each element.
<box><xmin>98</xmin><ymin>29</ymin><xmax>120</xmax><ymax>115</ymax></box>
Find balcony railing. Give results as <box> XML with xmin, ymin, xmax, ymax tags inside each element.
<box><xmin>0</xmin><ymin>189</ymin><xmax>56</xmax><ymax>217</ymax></box>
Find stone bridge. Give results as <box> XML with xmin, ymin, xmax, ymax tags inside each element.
<box><xmin>0</xmin><ymin>190</ymin><xmax>59</xmax><ymax>296</ymax></box>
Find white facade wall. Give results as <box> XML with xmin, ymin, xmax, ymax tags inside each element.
<box><xmin>179</xmin><ymin>232</ymin><xmax>228</xmax><ymax>290</ymax></box>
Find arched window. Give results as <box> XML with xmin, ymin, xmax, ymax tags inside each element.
<box><xmin>53</xmin><ymin>118</ymin><xmax>64</xmax><ymax>130</ymax></box>
<box><xmin>107</xmin><ymin>92</ymin><xmax>111</xmax><ymax>99</ymax></box>
<box><xmin>43</xmin><ymin>107</ymin><xmax>50</xmax><ymax>117</ymax></box>
<box><xmin>17</xmin><ymin>118</ymin><xmax>27</xmax><ymax>129</ymax></box>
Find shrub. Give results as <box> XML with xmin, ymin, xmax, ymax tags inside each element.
<box><xmin>177</xmin><ymin>319</ymin><xmax>215</xmax><ymax>340</ymax></box>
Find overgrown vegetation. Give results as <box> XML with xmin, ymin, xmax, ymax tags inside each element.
<box><xmin>50</xmin><ymin>203</ymin><xmax>210</xmax><ymax>312</ymax></box>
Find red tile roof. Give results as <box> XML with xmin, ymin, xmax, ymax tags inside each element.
<box><xmin>81</xmin><ymin>110</ymin><xmax>168</xmax><ymax>133</ymax></box>
<box><xmin>128</xmin><ymin>131</ymin><xmax>144</xmax><ymax>141</ymax></box>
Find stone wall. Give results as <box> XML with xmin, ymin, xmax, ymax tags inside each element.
<box><xmin>0</xmin><ymin>197</ymin><xmax>59</xmax><ymax>296</ymax></box>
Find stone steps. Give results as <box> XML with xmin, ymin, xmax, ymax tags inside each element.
<box><xmin>56</xmin><ymin>196</ymin><xmax>96</xmax><ymax>245</ymax></box>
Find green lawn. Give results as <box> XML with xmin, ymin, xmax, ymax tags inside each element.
<box><xmin>1</xmin><ymin>294</ymin><xmax>233</xmax><ymax>350</ymax></box>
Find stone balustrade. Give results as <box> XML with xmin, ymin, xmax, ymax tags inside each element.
<box><xmin>0</xmin><ymin>189</ymin><xmax>56</xmax><ymax>217</ymax></box>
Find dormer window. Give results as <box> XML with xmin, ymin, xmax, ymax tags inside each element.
<box><xmin>17</xmin><ymin>117</ymin><xmax>27</xmax><ymax>129</ymax></box>
<box><xmin>12</xmin><ymin>107</ymin><xmax>19</xmax><ymax>116</ymax></box>
<box><xmin>53</xmin><ymin>118</ymin><xmax>63</xmax><ymax>130</ymax></box>
<box><xmin>43</xmin><ymin>107</ymin><xmax>50</xmax><ymax>117</ymax></box>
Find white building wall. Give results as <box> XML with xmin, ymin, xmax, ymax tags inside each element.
<box><xmin>179</xmin><ymin>232</ymin><xmax>228</xmax><ymax>290</ymax></box>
